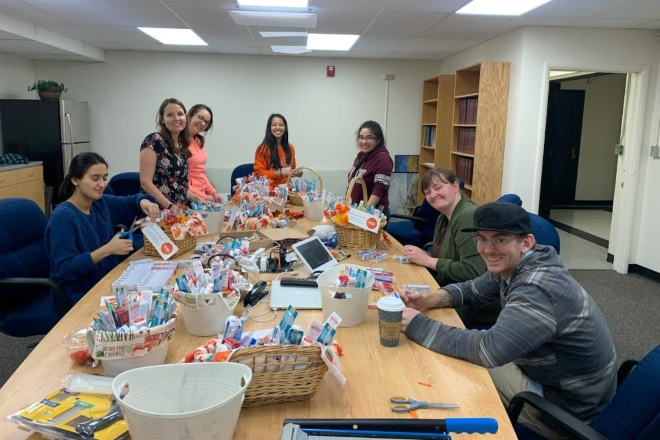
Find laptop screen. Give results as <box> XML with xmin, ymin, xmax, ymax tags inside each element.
<box><xmin>295</xmin><ymin>237</ymin><xmax>334</xmax><ymax>271</ymax></box>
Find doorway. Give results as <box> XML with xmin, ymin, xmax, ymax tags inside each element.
<box><xmin>539</xmin><ymin>71</ymin><xmax>627</xmax><ymax>269</ymax></box>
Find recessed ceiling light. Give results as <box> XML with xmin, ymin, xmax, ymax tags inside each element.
<box><xmin>306</xmin><ymin>34</ymin><xmax>359</xmax><ymax>51</ymax></box>
<box><xmin>457</xmin><ymin>0</ymin><xmax>552</xmax><ymax>16</ymax></box>
<box><xmin>260</xmin><ymin>31</ymin><xmax>308</xmax><ymax>38</ymax></box>
<box><xmin>271</xmin><ymin>45</ymin><xmax>311</xmax><ymax>54</ymax></box>
<box><xmin>229</xmin><ymin>11</ymin><xmax>317</xmax><ymax>28</ymax></box>
<box><xmin>137</xmin><ymin>27</ymin><xmax>207</xmax><ymax>45</ymax></box>
<box><xmin>238</xmin><ymin>0</ymin><xmax>308</xmax><ymax>7</ymax></box>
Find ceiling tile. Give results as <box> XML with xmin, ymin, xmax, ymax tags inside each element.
<box><xmin>44</xmin><ymin>24</ymin><xmax>155</xmax><ymax>44</ymax></box>
<box><xmin>0</xmin><ymin>0</ymin><xmax>68</xmax><ymax>24</ymax></box>
<box><xmin>90</xmin><ymin>0</ymin><xmax>186</xmax><ymax>28</ymax></box>
<box><xmin>595</xmin><ymin>0</ymin><xmax>660</xmax><ymax>20</ymax></box>
<box><xmin>194</xmin><ymin>29</ymin><xmax>256</xmax><ymax>47</ymax></box>
<box><xmin>526</xmin><ymin>0</ymin><xmax>639</xmax><ymax>18</ymax></box>
<box><xmin>313</xmin><ymin>9</ymin><xmax>379</xmax><ymax>34</ymax></box>
<box><xmin>366</xmin><ymin>11</ymin><xmax>447</xmax><ymax>37</ymax></box>
<box><xmin>161</xmin><ymin>0</ymin><xmax>235</xmax><ymax>4</ymax></box>
<box><xmin>633</xmin><ymin>19</ymin><xmax>660</xmax><ymax>29</ymax></box>
<box><xmin>92</xmin><ymin>42</ymin><xmax>128</xmax><ymax>50</ymax></box>
<box><xmin>384</xmin><ymin>0</ymin><xmax>471</xmax><ymax>13</ymax></box>
<box><xmin>352</xmin><ymin>36</ymin><xmax>412</xmax><ymax>51</ymax></box>
<box><xmin>345</xmin><ymin>50</ymin><xmax>393</xmax><ymax>58</ymax></box>
<box><xmin>403</xmin><ymin>37</ymin><xmax>473</xmax><ymax>52</ymax></box>
<box><xmin>387</xmin><ymin>51</ymin><xmax>437</xmax><ymax>60</ymax></box>
<box><xmin>19</xmin><ymin>0</ymin><xmax>130</xmax><ymax>25</ymax></box>
<box><xmin>423</xmin><ymin>14</ymin><xmax>514</xmax><ymax>39</ymax></box>
<box><xmin>310</xmin><ymin>0</ymin><xmax>387</xmax><ymax>11</ymax></box>
<box><xmin>447</xmin><ymin>38</ymin><xmax>486</xmax><ymax>52</ymax></box>
<box><xmin>0</xmin><ymin>28</ymin><xmax>28</xmax><ymax>39</ymax></box>
<box><xmin>166</xmin><ymin>4</ymin><xmax>238</xmax><ymax>31</ymax></box>
<box><xmin>569</xmin><ymin>18</ymin><xmax>651</xmax><ymax>28</ymax></box>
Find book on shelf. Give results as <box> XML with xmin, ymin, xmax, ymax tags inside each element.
<box><xmin>457</xmin><ymin>97</ymin><xmax>478</xmax><ymax>124</ymax></box>
<box><xmin>423</xmin><ymin>126</ymin><xmax>436</xmax><ymax>147</ymax></box>
<box><xmin>456</xmin><ymin>127</ymin><xmax>476</xmax><ymax>154</ymax></box>
<box><xmin>456</xmin><ymin>157</ymin><xmax>474</xmax><ymax>185</ymax></box>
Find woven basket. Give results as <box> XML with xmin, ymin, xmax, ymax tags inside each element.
<box><xmin>334</xmin><ymin>176</ymin><xmax>386</xmax><ymax>249</ymax></box>
<box><xmin>286</xmin><ymin>166</ymin><xmax>323</xmax><ymax>206</ymax></box>
<box><xmin>229</xmin><ymin>345</ymin><xmax>328</xmax><ymax>407</ymax></box>
<box><xmin>143</xmin><ymin>223</ymin><xmax>196</xmax><ymax>259</ymax></box>
<box><xmin>38</xmin><ymin>89</ymin><xmax>62</xmax><ymax>100</ymax></box>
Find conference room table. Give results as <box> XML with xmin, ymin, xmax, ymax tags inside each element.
<box><xmin>0</xmin><ymin>214</ymin><xmax>516</xmax><ymax>439</ymax></box>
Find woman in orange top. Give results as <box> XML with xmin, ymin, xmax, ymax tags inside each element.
<box><xmin>186</xmin><ymin>104</ymin><xmax>223</xmax><ymax>202</ymax></box>
<box><xmin>253</xmin><ymin>113</ymin><xmax>300</xmax><ymax>190</ymax></box>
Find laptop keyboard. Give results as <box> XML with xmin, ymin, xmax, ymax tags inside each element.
<box><xmin>279</xmin><ymin>277</ymin><xmax>318</xmax><ymax>288</ymax></box>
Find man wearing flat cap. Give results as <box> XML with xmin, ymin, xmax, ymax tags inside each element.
<box><xmin>401</xmin><ymin>202</ymin><xmax>616</xmax><ymax>438</ymax></box>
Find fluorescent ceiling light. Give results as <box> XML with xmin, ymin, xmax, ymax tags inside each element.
<box><xmin>238</xmin><ymin>0</ymin><xmax>308</xmax><ymax>7</ymax></box>
<box><xmin>138</xmin><ymin>27</ymin><xmax>207</xmax><ymax>45</ymax></box>
<box><xmin>260</xmin><ymin>31</ymin><xmax>308</xmax><ymax>38</ymax></box>
<box><xmin>229</xmin><ymin>11</ymin><xmax>317</xmax><ymax>28</ymax></box>
<box><xmin>457</xmin><ymin>0</ymin><xmax>552</xmax><ymax>16</ymax></box>
<box><xmin>271</xmin><ymin>45</ymin><xmax>311</xmax><ymax>54</ymax></box>
<box><xmin>306</xmin><ymin>33</ymin><xmax>359</xmax><ymax>51</ymax></box>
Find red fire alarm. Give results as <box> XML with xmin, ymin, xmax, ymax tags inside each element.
<box><xmin>327</xmin><ymin>66</ymin><xmax>335</xmax><ymax>77</ymax></box>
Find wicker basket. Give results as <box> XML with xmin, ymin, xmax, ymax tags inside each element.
<box><xmin>143</xmin><ymin>223</ymin><xmax>197</xmax><ymax>259</ymax></box>
<box><xmin>334</xmin><ymin>177</ymin><xmax>386</xmax><ymax>249</ymax></box>
<box><xmin>229</xmin><ymin>345</ymin><xmax>328</xmax><ymax>407</ymax></box>
<box><xmin>38</xmin><ymin>89</ymin><xmax>62</xmax><ymax>100</ymax></box>
<box><xmin>287</xmin><ymin>166</ymin><xmax>323</xmax><ymax>206</ymax></box>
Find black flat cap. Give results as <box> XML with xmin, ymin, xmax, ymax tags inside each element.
<box><xmin>462</xmin><ymin>201</ymin><xmax>531</xmax><ymax>234</ymax></box>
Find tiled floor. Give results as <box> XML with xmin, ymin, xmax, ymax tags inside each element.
<box><xmin>549</xmin><ymin>209</ymin><xmax>612</xmax><ymax>241</ymax></box>
<box><xmin>557</xmin><ymin>229</ymin><xmax>613</xmax><ymax>270</ymax></box>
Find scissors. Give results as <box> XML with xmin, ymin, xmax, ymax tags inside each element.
<box><xmin>390</xmin><ymin>396</ymin><xmax>460</xmax><ymax>412</ymax></box>
<box><xmin>118</xmin><ymin>216</ymin><xmax>139</xmax><ymax>241</ymax></box>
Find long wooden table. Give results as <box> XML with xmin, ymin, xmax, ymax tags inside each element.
<box><xmin>0</xmin><ymin>217</ymin><xmax>515</xmax><ymax>439</ymax></box>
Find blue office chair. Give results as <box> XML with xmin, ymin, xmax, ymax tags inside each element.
<box><xmin>385</xmin><ymin>200</ymin><xmax>440</xmax><ymax>248</ymax></box>
<box><xmin>509</xmin><ymin>344</ymin><xmax>660</xmax><ymax>440</ymax></box>
<box><xmin>108</xmin><ymin>172</ymin><xmax>141</xmax><ymax>197</ymax></box>
<box><xmin>497</xmin><ymin>194</ymin><xmax>560</xmax><ymax>254</ymax></box>
<box><xmin>230</xmin><ymin>163</ymin><xmax>254</xmax><ymax>196</ymax></box>
<box><xmin>0</xmin><ymin>198</ymin><xmax>69</xmax><ymax>336</ymax></box>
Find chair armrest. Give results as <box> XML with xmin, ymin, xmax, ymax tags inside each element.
<box><xmin>0</xmin><ymin>277</ymin><xmax>71</xmax><ymax>312</ymax></box>
<box><xmin>389</xmin><ymin>214</ymin><xmax>425</xmax><ymax>224</ymax></box>
<box><xmin>507</xmin><ymin>392</ymin><xmax>607</xmax><ymax>440</ymax></box>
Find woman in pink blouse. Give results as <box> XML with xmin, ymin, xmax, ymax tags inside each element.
<box><xmin>186</xmin><ymin>104</ymin><xmax>223</xmax><ymax>203</ymax></box>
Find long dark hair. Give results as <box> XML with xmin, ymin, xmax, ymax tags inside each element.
<box><xmin>260</xmin><ymin>113</ymin><xmax>291</xmax><ymax>169</ymax></box>
<box><xmin>59</xmin><ymin>152</ymin><xmax>108</xmax><ymax>200</ymax></box>
<box><xmin>350</xmin><ymin>120</ymin><xmax>385</xmax><ymax>179</ymax></box>
<box><xmin>187</xmin><ymin>103</ymin><xmax>213</xmax><ymax>148</ymax></box>
<box><xmin>156</xmin><ymin>98</ymin><xmax>191</xmax><ymax>159</ymax></box>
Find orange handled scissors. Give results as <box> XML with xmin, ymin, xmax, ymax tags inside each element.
<box><xmin>390</xmin><ymin>396</ymin><xmax>460</xmax><ymax>412</ymax></box>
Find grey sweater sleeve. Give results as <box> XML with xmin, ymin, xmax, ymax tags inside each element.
<box><xmin>405</xmin><ymin>280</ymin><xmax>558</xmax><ymax>368</ymax></box>
<box><xmin>444</xmin><ymin>270</ymin><xmax>502</xmax><ymax>308</ymax></box>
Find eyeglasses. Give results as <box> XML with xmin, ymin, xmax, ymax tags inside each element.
<box><xmin>357</xmin><ymin>135</ymin><xmax>376</xmax><ymax>142</ymax></box>
<box><xmin>196</xmin><ymin>114</ymin><xmax>211</xmax><ymax>126</ymax></box>
<box><xmin>473</xmin><ymin>235</ymin><xmax>519</xmax><ymax>248</ymax></box>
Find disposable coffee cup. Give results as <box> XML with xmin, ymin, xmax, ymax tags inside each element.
<box><xmin>377</xmin><ymin>296</ymin><xmax>405</xmax><ymax>347</ymax></box>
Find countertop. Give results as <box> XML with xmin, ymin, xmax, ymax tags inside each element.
<box><xmin>0</xmin><ymin>161</ymin><xmax>43</xmax><ymax>172</ymax></box>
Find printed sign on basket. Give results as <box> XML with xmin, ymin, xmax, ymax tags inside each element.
<box><xmin>348</xmin><ymin>207</ymin><xmax>379</xmax><ymax>233</ymax></box>
<box><xmin>142</xmin><ymin>223</ymin><xmax>179</xmax><ymax>260</ymax></box>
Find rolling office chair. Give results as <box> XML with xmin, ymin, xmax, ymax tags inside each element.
<box><xmin>385</xmin><ymin>200</ymin><xmax>440</xmax><ymax>248</ymax></box>
<box><xmin>509</xmin><ymin>344</ymin><xmax>660</xmax><ymax>440</ymax></box>
<box><xmin>108</xmin><ymin>172</ymin><xmax>141</xmax><ymax>197</ymax></box>
<box><xmin>230</xmin><ymin>163</ymin><xmax>254</xmax><ymax>196</ymax></box>
<box><xmin>497</xmin><ymin>194</ymin><xmax>560</xmax><ymax>254</ymax></box>
<box><xmin>0</xmin><ymin>198</ymin><xmax>70</xmax><ymax>336</ymax></box>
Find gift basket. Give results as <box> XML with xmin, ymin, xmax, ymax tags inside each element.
<box><xmin>286</xmin><ymin>166</ymin><xmax>323</xmax><ymax>206</ymax></box>
<box><xmin>330</xmin><ymin>177</ymin><xmax>387</xmax><ymax>249</ymax></box>
<box><xmin>143</xmin><ymin>207</ymin><xmax>208</xmax><ymax>258</ymax></box>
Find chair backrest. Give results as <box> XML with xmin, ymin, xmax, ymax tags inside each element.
<box><xmin>416</xmin><ymin>199</ymin><xmax>441</xmax><ymax>243</ymax></box>
<box><xmin>591</xmin><ymin>344</ymin><xmax>660</xmax><ymax>439</ymax></box>
<box><xmin>230</xmin><ymin>163</ymin><xmax>254</xmax><ymax>196</ymax></box>
<box><xmin>0</xmin><ymin>198</ymin><xmax>50</xmax><ymax>278</ymax></box>
<box><xmin>108</xmin><ymin>172</ymin><xmax>141</xmax><ymax>196</ymax></box>
<box><xmin>497</xmin><ymin>194</ymin><xmax>560</xmax><ymax>254</ymax></box>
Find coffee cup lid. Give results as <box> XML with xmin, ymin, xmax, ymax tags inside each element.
<box><xmin>377</xmin><ymin>296</ymin><xmax>405</xmax><ymax>312</ymax></box>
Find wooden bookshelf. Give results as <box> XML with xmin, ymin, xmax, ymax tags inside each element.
<box><xmin>418</xmin><ymin>74</ymin><xmax>455</xmax><ymax>203</ymax></box>
<box><xmin>450</xmin><ymin>62</ymin><xmax>510</xmax><ymax>204</ymax></box>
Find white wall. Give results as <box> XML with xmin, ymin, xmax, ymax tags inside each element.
<box><xmin>33</xmin><ymin>51</ymin><xmax>442</xmax><ymax>195</ymax></box>
<box><xmin>438</xmin><ymin>27</ymin><xmax>660</xmax><ymax>272</ymax></box>
<box><xmin>0</xmin><ymin>53</ymin><xmax>34</xmax><ymax>99</ymax></box>
<box><xmin>560</xmin><ymin>73</ymin><xmax>626</xmax><ymax>201</ymax></box>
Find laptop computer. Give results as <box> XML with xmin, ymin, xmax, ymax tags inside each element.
<box><xmin>270</xmin><ymin>236</ymin><xmax>338</xmax><ymax>310</ymax></box>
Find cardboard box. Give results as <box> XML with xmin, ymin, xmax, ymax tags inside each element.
<box><xmin>218</xmin><ymin>230</ymin><xmax>273</xmax><ymax>252</ymax></box>
<box><xmin>259</xmin><ymin>227</ymin><xmax>309</xmax><ymax>241</ymax></box>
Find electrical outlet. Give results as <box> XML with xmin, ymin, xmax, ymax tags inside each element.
<box><xmin>383</xmin><ymin>73</ymin><xmax>395</xmax><ymax>80</ymax></box>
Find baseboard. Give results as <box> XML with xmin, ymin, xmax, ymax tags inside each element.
<box><xmin>604</xmin><ymin>254</ymin><xmax>660</xmax><ymax>282</ymax></box>
<box><xmin>550</xmin><ymin>220</ymin><xmax>609</xmax><ymax>248</ymax></box>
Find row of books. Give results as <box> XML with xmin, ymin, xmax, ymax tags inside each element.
<box><xmin>457</xmin><ymin>97</ymin><xmax>478</xmax><ymax>124</ymax></box>
<box><xmin>456</xmin><ymin>127</ymin><xmax>476</xmax><ymax>154</ymax></box>
<box><xmin>455</xmin><ymin>157</ymin><xmax>474</xmax><ymax>186</ymax></box>
<box><xmin>422</xmin><ymin>125</ymin><xmax>436</xmax><ymax>147</ymax></box>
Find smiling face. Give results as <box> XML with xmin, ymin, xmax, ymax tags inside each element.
<box><xmin>188</xmin><ymin>108</ymin><xmax>212</xmax><ymax>137</ymax></box>
<box><xmin>270</xmin><ymin>116</ymin><xmax>286</xmax><ymax>141</ymax></box>
<box><xmin>476</xmin><ymin>230</ymin><xmax>535</xmax><ymax>280</ymax></box>
<box><xmin>72</xmin><ymin>163</ymin><xmax>108</xmax><ymax>201</ymax></box>
<box><xmin>357</xmin><ymin>128</ymin><xmax>378</xmax><ymax>154</ymax></box>
<box><xmin>424</xmin><ymin>175</ymin><xmax>460</xmax><ymax>214</ymax></box>
<box><xmin>161</xmin><ymin>103</ymin><xmax>186</xmax><ymax>137</ymax></box>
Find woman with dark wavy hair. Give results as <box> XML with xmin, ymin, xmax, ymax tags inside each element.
<box><xmin>253</xmin><ymin>113</ymin><xmax>300</xmax><ymax>190</ymax></box>
<box><xmin>139</xmin><ymin>98</ymin><xmax>191</xmax><ymax>208</ymax></box>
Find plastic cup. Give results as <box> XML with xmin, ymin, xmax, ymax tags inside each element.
<box><xmin>377</xmin><ymin>296</ymin><xmax>405</xmax><ymax>347</ymax></box>
<box><xmin>62</xmin><ymin>328</ymin><xmax>93</xmax><ymax>366</ymax></box>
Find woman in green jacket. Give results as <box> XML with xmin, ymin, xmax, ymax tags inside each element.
<box><xmin>403</xmin><ymin>168</ymin><xmax>486</xmax><ymax>287</ymax></box>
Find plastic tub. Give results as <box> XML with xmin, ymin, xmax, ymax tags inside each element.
<box><xmin>180</xmin><ymin>293</ymin><xmax>237</xmax><ymax>337</ymax></box>
<box><xmin>194</xmin><ymin>209</ymin><xmax>226</xmax><ymax>235</ymax></box>
<box><xmin>112</xmin><ymin>362</ymin><xmax>252</xmax><ymax>440</ymax></box>
<box><xmin>101</xmin><ymin>341</ymin><xmax>170</xmax><ymax>377</ymax></box>
<box><xmin>302</xmin><ymin>199</ymin><xmax>324</xmax><ymax>221</ymax></box>
<box><xmin>316</xmin><ymin>264</ymin><xmax>374</xmax><ymax>327</ymax></box>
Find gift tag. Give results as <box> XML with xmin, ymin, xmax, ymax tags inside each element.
<box><xmin>348</xmin><ymin>207</ymin><xmax>379</xmax><ymax>233</ymax></box>
<box><xmin>142</xmin><ymin>223</ymin><xmax>179</xmax><ymax>260</ymax></box>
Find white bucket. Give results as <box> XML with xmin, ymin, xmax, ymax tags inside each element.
<box><xmin>303</xmin><ymin>199</ymin><xmax>325</xmax><ymax>221</ymax></box>
<box><xmin>195</xmin><ymin>209</ymin><xmax>226</xmax><ymax>235</ymax></box>
<box><xmin>180</xmin><ymin>293</ymin><xmax>237</xmax><ymax>337</ymax></box>
<box><xmin>317</xmin><ymin>264</ymin><xmax>374</xmax><ymax>327</ymax></box>
<box><xmin>102</xmin><ymin>341</ymin><xmax>170</xmax><ymax>377</ymax></box>
<box><xmin>113</xmin><ymin>362</ymin><xmax>252</xmax><ymax>440</ymax></box>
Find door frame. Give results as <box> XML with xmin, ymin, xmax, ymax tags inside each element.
<box><xmin>534</xmin><ymin>62</ymin><xmax>650</xmax><ymax>274</ymax></box>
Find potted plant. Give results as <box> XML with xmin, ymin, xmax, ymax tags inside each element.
<box><xmin>28</xmin><ymin>80</ymin><xmax>68</xmax><ymax>100</ymax></box>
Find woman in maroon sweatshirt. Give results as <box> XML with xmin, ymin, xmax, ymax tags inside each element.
<box><xmin>347</xmin><ymin>120</ymin><xmax>394</xmax><ymax>215</ymax></box>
